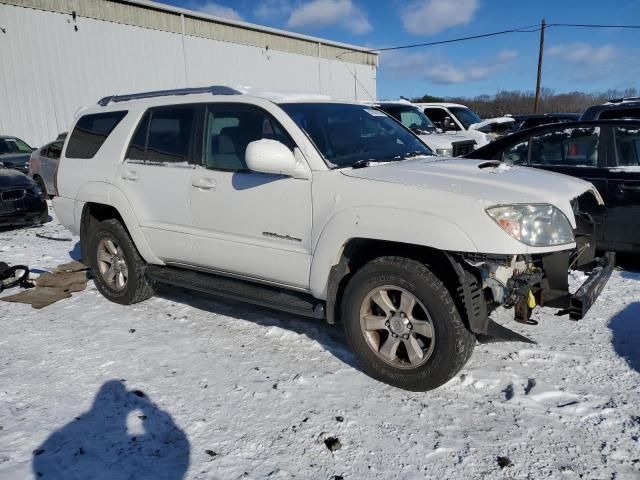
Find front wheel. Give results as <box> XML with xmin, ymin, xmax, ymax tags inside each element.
<box><xmin>88</xmin><ymin>219</ymin><xmax>155</xmax><ymax>305</ymax></box>
<box><xmin>341</xmin><ymin>256</ymin><xmax>475</xmax><ymax>391</ymax></box>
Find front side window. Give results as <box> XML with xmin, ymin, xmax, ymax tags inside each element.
<box><xmin>449</xmin><ymin>107</ymin><xmax>481</xmax><ymax>129</ymax></box>
<box><xmin>614</xmin><ymin>126</ymin><xmax>640</xmax><ymax>166</ymax></box>
<box><xmin>281</xmin><ymin>103</ymin><xmax>433</xmax><ymax>168</ymax></box>
<box><xmin>501</xmin><ymin>139</ymin><xmax>530</xmax><ymax>165</ymax></box>
<box><xmin>379</xmin><ymin>105</ymin><xmax>436</xmax><ymax>134</ymax></box>
<box><xmin>66</xmin><ymin>111</ymin><xmax>127</xmax><ymax>159</ymax></box>
<box><xmin>203</xmin><ymin>105</ymin><xmax>293</xmax><ymax>171</ymax></box>
<box><xmin>0</xmin><ymin>137</ymin><xmax>32</xmax><ymax>154</ymax></box>
<box><xmin>146</xmin><ymin>106</ymin><xmax>196</xmax><ymax>164</ymax></box>
<box><xmin>530</xmin><ymin>127</ymin><xmax>600</xmax><ymax>167</ymax></box>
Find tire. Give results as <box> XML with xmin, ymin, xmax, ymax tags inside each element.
<box><xmin>88</xmin><ymin>219</ymin><xmax>155</xmax><ymax>305</ymax></box>
<box><xmin>341</xmin><ymin>256</ymin><xmax>475</xmax><ymax>391</ymax></box>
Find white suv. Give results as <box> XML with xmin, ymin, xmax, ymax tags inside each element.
<box><xmin>54</xmin><ymin>86</ymin><xmax>614</xmax><ymax>391</ymax></box>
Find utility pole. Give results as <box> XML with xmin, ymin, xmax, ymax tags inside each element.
<box><xmin>534</xmin><ymin>18</ymin><xmax>546</xmax><ymax>113</ymax></box>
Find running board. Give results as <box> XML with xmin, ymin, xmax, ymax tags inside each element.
<box><xmin>146</xmin><ymin>265</ymin><xmax>325</xmax><ymax>319</ymax></box>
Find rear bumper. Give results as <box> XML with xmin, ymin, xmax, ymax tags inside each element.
<box><xmin>569</xmin><ymin>252</ymin><xmax>615</xmax><ymax>320</ymax></box>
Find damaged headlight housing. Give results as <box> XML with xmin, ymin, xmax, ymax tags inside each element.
<box><xmin>486</xmin><ymin>204</ymin><xmax>574</xmax><ymax>247</ymax></box>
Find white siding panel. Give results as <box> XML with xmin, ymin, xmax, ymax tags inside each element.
<box><xmin>0</xmin><ymin>4</ymin><xmax>376</xmax><ymax>147</ymax></box>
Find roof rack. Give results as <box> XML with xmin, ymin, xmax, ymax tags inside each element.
<box><xmin>97</xmin><ymin>85</ymin><xmax>241</xmax><ymax>106</ymax></box>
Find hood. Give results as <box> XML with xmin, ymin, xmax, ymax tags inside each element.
<box><xmin>0</xmin><ymin>168</ymin><xmax>34</xmax><ymax>188</ymax></box>
<box><xmin>342</xmin><ymin>158</ymin><xmax>600</xmax><ymax>222</ymax></box>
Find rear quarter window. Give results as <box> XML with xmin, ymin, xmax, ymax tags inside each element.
<box><xmin>66</xmin><ymin>111</ymin><xmax>127</xmax><ymax>159</ymax></box>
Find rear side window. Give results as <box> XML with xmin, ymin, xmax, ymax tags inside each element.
<box><xmin>66</xmin><ymin>111</ymin><xmax>127</xmax><ymax>159</ymax></box>
<box><xmin>614</xmin><ymin>126</ymin><xmax>640</xmax><ymax>166</ymax></box>
<box><xmin>146</xmin><ymin>106</ymin><xmax>197</xmax><ymax>164</ymax></box>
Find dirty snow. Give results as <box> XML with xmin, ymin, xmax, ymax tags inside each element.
<box><xmin>1</xmin><ymin>206</ymin><xmax>639</xmax><ymax>479</ymax></box>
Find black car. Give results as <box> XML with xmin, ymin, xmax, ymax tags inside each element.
<box><xmin>509</xmin><ymin>113</ymin><xmax>580</xmax><ymax>132</ymax></box>
<box><xmin>0</xmin><ymin>167</ymin><xmax>48</xmax><ymax>227</ymax></box>
<box><xmin>0</xmin><ymin>136</ymin><xmax>34</xmax><ymax>174</ymax></box>
<box><xmin>581</xmin><ymin>98</ymin><xmax>640</xmax><ymax>121</ymax></box>
<box><xmin>464</xmin><ymin>119</ymin><xmax>640</xmax><ymax>253</ymax></box>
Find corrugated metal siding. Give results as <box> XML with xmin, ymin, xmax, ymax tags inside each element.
<box><xmin>1</xmin><ymin>0</ymin><xmax>378</xmax><ymax>65</ymax></box>
<box><xmin>0</xmin><ymin>3</ymin><xmax>376</xmax><ymax>147</ymax></box>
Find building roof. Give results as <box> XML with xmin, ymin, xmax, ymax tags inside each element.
<box><xmin>3</xmin><ymin>0</ymin><xmax>378</xmax><ymax>66</ymax></box>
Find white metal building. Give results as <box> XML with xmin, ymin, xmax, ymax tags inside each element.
<box><xmin>0</xmin><ymin>0</ymin><xmax>378</xmax><ymax>147</ymax></box>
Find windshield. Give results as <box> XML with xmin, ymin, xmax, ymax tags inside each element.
<box><xmin>280</xmin><ymin>103</ymin><xmax>433</xmax><ymax>168</ymax></box>
<box><xmin>378</xmin><ymin>104</ymin><xmax>436</xmax><ymax>133</ymax></box>
<box><xmin>449</xmin><ymin>107</ymin><xmax>482</xmax><ymax>129</ymax></box>
<box><xmin>0</xmin><ymin>137</ymin><xmax>32</xmax><ymax>155</ymax></box>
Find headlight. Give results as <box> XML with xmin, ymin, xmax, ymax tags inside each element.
<box><xmin>486</xmin><ymin>204</ymin><xmax>574</xmax><ymax>247</ymax></box>
<box><xmin>435</xmin><ymin>148</ymin><xmax>453</xmax><ymax>156</ymax></box>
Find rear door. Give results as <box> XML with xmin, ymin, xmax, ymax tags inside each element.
<box><xmin>116</xmin><ymin>104</ymin><xmax>201</xmax><ymax>263</ymax></box>
<box><xmin>42</xmin><ymin>141</ymin><xmax>63</xmax><ymax>194</ymax></box>
<box><xmin>604</xmin><ymin>124</ymin><xmax>640</xmax><ymax>250</ymax></box>
<box><xmin>528</xmin><ymin>125</ymin><xmax>607</xmax><ymax>241</ymax></box>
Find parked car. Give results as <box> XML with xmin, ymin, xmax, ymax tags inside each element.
<box><xmin>372</xmin><ymin>101</ymin><xmax>476</xmax><ymax>156</ymax></box>
<box><xmin>0</xmin><ymin>135</ymin><xmax>34</xmax><ymax>174</ymax></box>
<box><xmin>0</xmin><ymin>166</ymin><xmax>48</xmax><ymax>227</ymax></box>
<box><xmin>508</xmin><ymin>113</ymin><xmax>580</xmax><ymax>132</ymax></box>
<box><xmin>54</xmin><ymin>85</ymin><xmax>613</xmax><ymax>391</ymax></box>
<box><xmin>29</xmin><ymin>139</ymin><xmax>64</xmax><ymax>197</ymax></box>
<box><xmin>581</xmin><ymin>97</ymin><xmax>640</xmax><ymax>121</ymax></box>
<box><xmin>464</xmin><ymin>119</ymin><xmax>640</xmax><ymax>253</ymax></box>
<box><xmin>412</xmin><ymin>102</ymin><xmax>510</xmax><ymax>147</ymax></box>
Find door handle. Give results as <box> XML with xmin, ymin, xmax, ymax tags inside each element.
<box><xmin>619</xmin><ymin>184</ymin><xmax>640</xmax><ymax>192</ymax></box>
<box><xmin>192</xmin><ymin>178</ymin><xmax>216</xmax><ymax>190</ymax></box>
<box><xmin>121</xmin><ymin>170</ymin><xmax>139</xmax><ymax>181</ymax></box>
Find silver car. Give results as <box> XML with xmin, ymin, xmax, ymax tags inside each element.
<box><xmin>29</xmin><ymin>139</ymin><xmax>64</xmax><ymax>197</ymax></box>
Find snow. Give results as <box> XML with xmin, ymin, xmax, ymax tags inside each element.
<box><xmin>611</xmin><ymin>166</ymin><xmax>640</xmax><ymax>172</ymax></box>
<box><xmin>1</xmin><ymin>206</ymin><xmax>639</xmax><ymax>479</ymax></box>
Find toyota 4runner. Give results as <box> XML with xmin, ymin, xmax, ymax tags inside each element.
<box><xmin>53</xmin><ymin>86</ymin><xmax>614</xmax><ymax>391</ymax></box>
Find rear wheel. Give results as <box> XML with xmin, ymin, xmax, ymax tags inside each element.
<box><xmin>341</xmin><ymin>256</ymin><xmax>475</xmax><ymax>391</ymax></box>
<box><xmin>89</xmin><ymin>219</ymin><xmax>155</xmax><ymax>305</ymax></box>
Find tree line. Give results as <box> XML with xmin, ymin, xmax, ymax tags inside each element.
<box><xmin>410</xmin><ymin>87</ymin><xmax>639</xmax><ymax>118</ymax></box>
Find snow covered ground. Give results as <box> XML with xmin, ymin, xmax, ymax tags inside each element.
<box><xmin>1</xmin><ymin>206</ymin><xmax>639</xmax><ymax>480</ymax></box>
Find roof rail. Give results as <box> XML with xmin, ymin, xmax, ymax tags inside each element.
<box><xmin>97</xmin><ymin>85</ymin><xmax>241</xmax><ymax>106</ymax></box>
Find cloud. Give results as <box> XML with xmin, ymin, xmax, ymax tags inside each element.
<box><xmin>194</xmin><ymin>1</ymin><xmax>243</xmax><ymax>21</ymax></box>
<box><xmin>547</xmin><ymin>43</ymin><xmax>618</xmax><ymax>66</ymax></box>
<box><xmin>402</xmin><ymin>0</ymin><xmax>479</xmax><ymax>36</ymax></box>
<box><xmin>254</xmin><ymin>0</ymin><xmax>294</xmax><ymax>21</ymax></box>
<box><xmin>382</xmin><ymin>49</ymin><xmax>518</xmax><ymax>85</ymax></box>
<box><xmin>286</xmin><ymin>0</ymin><xmax>372</xmax><ymax>35</ymax></box>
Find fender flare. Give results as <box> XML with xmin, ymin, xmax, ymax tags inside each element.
<box><xmin>309</xmin><ymin>206</ymin><xmax>478</xmax><ymax>299</ymax></box>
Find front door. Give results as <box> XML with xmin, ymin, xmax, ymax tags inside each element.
<box><xmin>189</xmin><ymin>104</ymin><xmax>313</xmax><ymax>288</ymax></box>
<box><xmin>604</xmin><ymin>124</ymin><xmax>640</xmax><ymax>250</ymax></box>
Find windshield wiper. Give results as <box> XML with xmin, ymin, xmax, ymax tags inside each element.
<box><xmin>402</xmin><ymin>150</ymin><xmax>433</xmax><ymax>159</ymax></box>
<box><xmin>350</xmin><ymin>158</ymin><xmax>397</xmax><ymax>169</ymax></box>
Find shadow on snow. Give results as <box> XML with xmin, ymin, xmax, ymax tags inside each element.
<box><xmin>608</xmin><ymin>302</ymin><xmax>640</xmax><ymax>373</ymax></box>
<box><xmin>32</xmin><ymin>380</ymin><xmax>190</xmax><ymax>480</ymax></box>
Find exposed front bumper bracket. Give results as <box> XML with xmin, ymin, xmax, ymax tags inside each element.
<box><xmin>569</xmin><ymin>252</ymin><xmax>615</xmax><ymax>320</ymax></box>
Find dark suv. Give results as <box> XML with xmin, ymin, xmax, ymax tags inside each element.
<box><xmin>581</xmin><ymin>98</ymin><xmax>640</xmax><ymax>121</ymax></box>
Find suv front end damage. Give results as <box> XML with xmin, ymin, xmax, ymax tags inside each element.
<box><xmin>448</xmin><ymin>191</ymin><xmax>614</xmax><ymax>340</ymax></box>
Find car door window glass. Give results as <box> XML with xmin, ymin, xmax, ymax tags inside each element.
<box><xmin>146</xmin><ymin>106</ymin><xmax>196</xmax><ymax>165</ymax></box>
<box><xmin>614</xmin><ymin>126</ymin><xmax>640</xmax><ymax>167</ymax></box>
<box><xmin>204</xmin><ymin>106</ymin><xmax>293</xmax><ymax>171</ymax></box>
<box><xmin>126</xmin><ymin>111</ymin><xmax>151</xmax><ymax>162</ymax></box>
<box><xmin>530</xmin><ymin>127</ymin><xmax>599</xmax><ymax>167</ymax></box>
<box><xmin>501</xmin><ymin>139</ymin><xmax>529</xmax><ymax>165</ymax></box>
<box><xmin>48</xmin><ymin>142</ymin><xmax>63</xmax><ymax>159</ymax></box>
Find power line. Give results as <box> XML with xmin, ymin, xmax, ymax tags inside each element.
<box><xmin>338</xmin><ymin>22</ymin><xmax>640</xmax><ymax>55</ymax></box>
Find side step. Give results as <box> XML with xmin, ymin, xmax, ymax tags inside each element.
<box><xmin>146</xmin><ymin>265</ymin><xmax>325</xmax><ymax>319</ymax></box>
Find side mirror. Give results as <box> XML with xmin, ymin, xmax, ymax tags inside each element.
<box><xmin>245</xmin><ymin>139</ymin><xmax>308</xmax><ymax>178</ymax></box>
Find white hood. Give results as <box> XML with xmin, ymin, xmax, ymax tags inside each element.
<box><xmin>469</xmin><ymin>117</ymin><xmax>515</xmax><ymax>131</ymax></box>
<box><xmin>342</xmin><ymin>158</ymin><xmax>601</xmax><ymax>223</ymax></box>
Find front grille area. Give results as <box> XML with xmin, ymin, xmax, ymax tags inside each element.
<box><xmin>1</xmin><ymin>189</ymin><xmax>26</xmax><ymax>201</ymax></box>
<box><xmin>452</xmin><ymin>140</ymin><xmax>476</xmax><ymax>157</ymax></box>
